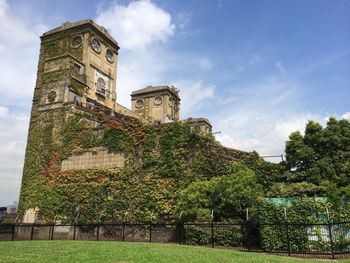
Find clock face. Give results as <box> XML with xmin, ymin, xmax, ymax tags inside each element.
<box><xmin>105</xmin><ymin>49</ymin><xmax>114</xmax><ymax>62</ymax></box>
<box><xmin>154</xmin><ymin>96</ymin><xmax>163</xmax><ymax>106</ymax></box>
<box><xmin>71</xmin><ymin>35</ymin><xmax>82</xmax><ymax>48</ymax></box>
<box><xmin>135</xmin><ymin>99</ymin><xmax>144</xmax><ymax>108</ymax></box>
<box><xmin>91</xmin><ymin>38</ymin><xmax>101</xmax><ymax>52</ymax></box>
<box><xmin>168</xmin><ymin>98</ymin><xmax>174</xmax><ymax>107</ymax></box>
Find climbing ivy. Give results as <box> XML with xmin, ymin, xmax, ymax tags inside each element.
<box><xmin>69</xmin><ymin>79</ymin><xmax>85</xmax><ymax>96</ymax></box>
<box><xmin>19</xmin><ymin>106</ymin><xmax>262</xmax><ymax>224</ymax></box>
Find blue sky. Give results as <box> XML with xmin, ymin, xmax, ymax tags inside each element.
<box><xmin>0</xmin><ymin>0</ymin><xmax>349</xmax><ymax>206</ymax></box>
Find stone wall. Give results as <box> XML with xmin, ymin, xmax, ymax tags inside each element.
<box><xmin>61</xmin><ymin>148</ymin><xmax>125</xmax><ymax>170</ymax></box>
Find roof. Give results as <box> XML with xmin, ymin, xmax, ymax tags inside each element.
<box><xmin>131</xmin><ymin>85</ymin><xmax>180</xmax><ymax>100</ymax></box>
<box><xmin>41</xmin><ymin>19</ymin><xmax>119</xmax><ymax>48</ymax></box>
<box><xmin>183</xmin><ymin>117</ymin><xmax>212</xmax><ymax>127</ymax></box>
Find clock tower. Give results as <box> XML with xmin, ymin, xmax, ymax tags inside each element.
<box><xmin>37</xmin><ymin>20</ymin><xmax>120</xmax><ymax>111</ymax></box>
<box><xmin>131</xmin><ymin>85</ymin><xmax>181</xmax><ymax>123</ymax></box>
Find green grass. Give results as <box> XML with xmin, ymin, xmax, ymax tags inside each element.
<box><xmin>0</xmin><ymin>241</ymin><xmax>348</xmax><ymax>263</ymax></box>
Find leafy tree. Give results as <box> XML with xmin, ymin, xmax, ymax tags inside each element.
<box><xmin>276</xmin><ymin>117</ymin><xmax>350</xmax><ymax>197</ymax></box>
<box><xmin>176</xmin><ymin>164</ymin><xmax>263</xmax><ymax>221</ymax></box>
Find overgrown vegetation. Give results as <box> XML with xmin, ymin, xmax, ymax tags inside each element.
<box><xmin>17</xmin><ymin>71</ymin><xmax>350</xmax><ymax>253</ymax></box>
<box><xmin>19</xmin><ymin>99</ymin><xmax>350</xmax><ymax>229</ymax></box>
<box><xmin>19</xmin><ymin>108</ymin><xmax>257</xmax><ymax>223</ymax></box>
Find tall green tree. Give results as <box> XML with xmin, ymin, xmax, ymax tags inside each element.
<box><xmin>277</xmin><ymin>117</ymin><xmax>350</xmax><ymax>197</ymax></box>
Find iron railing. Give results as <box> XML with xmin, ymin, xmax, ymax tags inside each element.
<box><xmin>1</xmin><ymin>221</ymin><xmax>349</xmax><ymax>259</ymax></box>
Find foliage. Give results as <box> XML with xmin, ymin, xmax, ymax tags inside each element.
<box><xmin>44</xmin><ymin>37</ymin><xmax>83</xmax><ymax>60</ymax></box>
<box><xmin>19</xmin><ymin>86</ymin><xmax>349</xmax><ymax>231</ymax></box>
<box><xmin>69</xmin><ymin>78</ymin><xmax>85</xmax><ymax>96</ymax></box>
<box><xmin>258</xmin><ymin>198</ymin><xmax>350</xmax><ymax>252</ymax></box>
<box><xmin>20</xmin><ymin>106</ymin><xmax>260</xmax><ymax>223</ymax></box>
<box><xmin>176</xmin><ymin>164</ymin><xmax>263</xmax><ymax>221</ymax></box>
<box><xmin>278</xmin><ymin>118</ymin><xmax>350</xmax><ymax>197</ymax></box>
<box><xmin>184</xmin><ymin>224</ymin><xmax>245</xmax><ymax>247</ymax></box>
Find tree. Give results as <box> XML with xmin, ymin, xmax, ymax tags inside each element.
<box><xmin>176</xmin><ymin>163</ymin><xmax>262</xmax><ymax>221</ymax></box>
<box><xmin>279</xmin><ymin>117</ymin><xmax>350</xmax><ymax>197</ymax></box>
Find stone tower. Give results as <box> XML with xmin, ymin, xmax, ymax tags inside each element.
<box><xmin>131</xmin><ymin>85</ymin><xmax>180</xmax><ymax>123</ymax></box>
<box><xmin>18</xmin><ymin>20</ymin><xmax>125</xmax><ymax>217</ymax></box>
<box><xmin>38</xmin><ymin>20</ymin><xmax>119</xmax><ymax>111</ymax></box>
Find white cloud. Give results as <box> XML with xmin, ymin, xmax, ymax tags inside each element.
<box><xmin>212</xmin><ymin>76</ymin><xmax>309</xmax><ymax>156</ymax></box>
<box><xmin>0</xmin><ymin>0</ymin><xmax>46</xmax><ymax>103</ymax></box>
<box><xmin>212</xmin><ymin>72</ymin><xmax>350</xmax><ymax>160</ymax></box>
<box><xmin>198</xmin><ymin>56</ymin><xmax>213</xmax><ymax>70</ymax></box>
<box><xmin>116</xmin><ymin>47</ymin><xmax>174</xmax><ymax>106</ymax></box>
<box><xmin>0</xmin><ymin>0</ymin><xmax>47</xmax><ymax>206</ymax></box>
<box><xmin>96</xmin><ymin>0</ymin><xmax>175</xmax><ymax>50</ymax></box>
<box><xmin>177</xmin><ymin>12</ymin><xmax>192</xmax><ymax>29</ymax></box>
<box><xmin>216</xmin><ymin>111</ymin><xmax>327</xmax><ymax>160</ymax></box>
<box><xmin>0</xmin><ymin>105</ymin><xmax>29</xmax><ymax>205</ymax></box>
<box><xmin>341</xmin><ymin>112</ymin><xmax>350</xmax><ymax>120</ymax></box>
<box><xmin>176</xmin><ymin>81</ymin><xmax>215</xmax><ymax>117</ymax></box>
<box><xmin>275</xmin><ymin>61</ymin><xmax>286</xmax><ymax>74</ymax></box>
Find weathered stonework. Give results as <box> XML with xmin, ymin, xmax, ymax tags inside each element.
<box><xmin>61</xmin><ymin>148</ymin><xmax>125</xmax><ymax>170</ymax></box>
<box><xmin>131</xmin><ymin>85</ymin><xmax>181</xmax><ymax>123</ymax></box>
<box><xmin>18</xmin><ymin>20</ymin><xmax>254</xmax><ymax>223</ymax></box>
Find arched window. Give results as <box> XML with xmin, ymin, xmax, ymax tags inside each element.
<box><xmin>97</xmin><ymin>77</ymin><xmax>106</xmax><ymax>94</ymax></box>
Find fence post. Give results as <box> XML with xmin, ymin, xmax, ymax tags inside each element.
<box><xmin>51</xmin><ymin>224</ymin><xmax>54</xmax><ymax>240</ymax></box>
<box><xmin>179</xmin><ymin>221</ymin><xmax>183</xmax><ymax>245</ymax></box>
<box><xmin>245</xmin><ymin>220</ymin><xmax>251</xmax><ymax>252</ymax></box>
<box><xmin>325</xmin><ymin>207</ymin><xmax>335</xmax><ymax>260</ymax></box>
<box><xmin>73</xmin><ymin>224</ymin><xmax>76</xmax><ymax>240</ymax></box>
<box><xmin>122</xmin><ymin>222</ymin><xmax>125</xmax><ymax>242</ymax></box>
<box><xmin>30</xmin><ymin>224</ymin><xmax>35</xmax><ymax>241</ymax></box>
<box><xmin>285</xmin><ymin>221</ymin><xmax>291</xmax><ymax>256</ymax></box>
<box><xmin>149</xmin><ymin>222</ymin><xmax>152</xmax><ymax>243</ymax></box>
<box><xmin>211</xmin><ymin>220</ymin><xmax>215</xmax><ymax>248</ymax></box>
<box><xmin>11</xmin><ymin>224</ymin><xmax>16</xmax><ymax>241</ymax></box>
<box><xmin>97</xmin><ymin>224</ymin><xmax>100</xmax><ymax>241</ymax></box>
<box><xmin>328</xmin><ymin>221</ymin><xmax>335</xmax><ymax>259</ymax></box>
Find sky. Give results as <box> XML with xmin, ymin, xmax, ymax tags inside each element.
<box><xmin>0</xmin><ymin>0</ymin><xmax>349</xmax><ymax>206</ymax></box>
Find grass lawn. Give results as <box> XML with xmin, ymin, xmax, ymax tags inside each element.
<box><xmin>0</xmin><ymin>241</ymin><xmax>349</xmax><ymax>263</ymax></box>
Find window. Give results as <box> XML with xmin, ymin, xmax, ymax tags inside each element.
<box><xmin>96</xmin><ymin>77</ymin><xmax>106</xmax><ymax>94</ymax></box>
<box><xmin>135</xmin><ymin>99</ymin><xmax>144</xmax><ymax>108</ymax></box>
<box><xmin>73</xmin><ymin>63</ymin><xmax>81</xmax><ymax>74</ymax></box>
<box><xmin>105</xmin><ymin>49</ymin><xmax>114</xmax><ymax>63</ymax></box>
<box><xmin>154</xmin><ymin>96</ymin><xmax>163</xmax><ymax>106</ymax></box>
<box><xmin>91</xmin><ymin>37</ymin><xmax>101</xmax><ymax>53</ymax></box>
<box><xmin>68</xmin><ymin>91</ymin><xmax>82</xmax><ymax>103</ymax></box>
<box><xmin>71</xmin><ymin>35</ymin><xmax>83</xmax><ymax>48</ymax></box>
<box><xmin>87</xmin><ymin>101</ymin><xmax>95</xmax><ymax>110</ymax></box>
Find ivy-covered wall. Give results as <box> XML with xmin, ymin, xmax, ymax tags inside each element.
<box><xmin>18</xmin><ymin>107</ymin><xmax>257</xmax><ymax>224</ymax></box>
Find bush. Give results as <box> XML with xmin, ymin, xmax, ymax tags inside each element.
<box><xmin>184</xmin><ymin>225</ymin><xmax>210</xmax><ymax>245</ymax></box>
<box><xmin>183</xmin><ymin>224</ymin><xmax>245</xmax><ymax>247</ymax></box>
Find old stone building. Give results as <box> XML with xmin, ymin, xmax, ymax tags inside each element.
<box><xmin>18</xmin><ymin>20</ymin><xmax>244</xmax><ymax>223</ymax></box>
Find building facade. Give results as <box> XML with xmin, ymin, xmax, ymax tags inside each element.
<box><xmin>19</xmin><ymin>20</ymin><xmax>213</xmax><ymax>222</ymax></box>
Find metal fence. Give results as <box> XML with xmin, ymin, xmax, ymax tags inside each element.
<box><xmin>1</xmin><ymin>221</ymin><xmax>349</xmax><ymax>259</ymax></box>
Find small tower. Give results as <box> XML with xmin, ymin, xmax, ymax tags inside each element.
<box><xmin>131</xmin><ymin>85</ymin><xmax>180</xmax><ymax>123</ymax></box>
